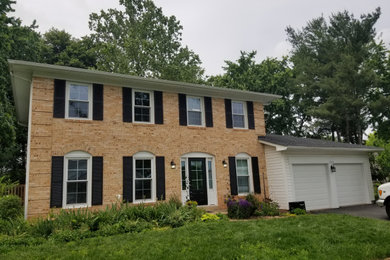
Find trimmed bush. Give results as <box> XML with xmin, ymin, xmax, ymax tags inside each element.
<box><xmin>291</xmin><ymin>208</ymin><xmax>307</xmax><ymax>215</ymax></box>
<box><xmin>201</xmin><ymin>213</ymin><xmax>220</xmax><ymax>222</ymax></box>
<box><xmin>0</xmin><ymin>195</ymin><xmax>23</xmax><ymax>220</ymax></box>
<box><xmin>254</xmin><ymin>201</ymin><xmax>280</xmax><ymax>216</ymax></box>
<box><xmin>227</xmin><ymin>198</ymin><xmax>253</xmax><ymax>219</ymax></box>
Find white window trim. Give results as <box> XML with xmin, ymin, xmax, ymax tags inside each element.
<box><xmin>63</xmin><ymin>151</ymin><xmax>92</xmax><ymax>209</ymax></box>
<box><xmin>231</xmin><ymin>101</ymin><xmax>248</xmax><ymax>129</ymax></box>
<box><xmin>235</xmin><ymin>153</ymin><xmax>253</xmax><ymax>196</ymax></box>
<box><xmin>133</xmin><ymin>152</ymin><xmax>156</xmax><ymax>203</ymax></box>
<box><xmin>132</xmin><ymin>89</ymin><xmax>154</xmax><ymax>124</ymax></box>
<box><xmin>186</xmin><ymin>96</ymin><xmax>205</xmax><ymax>127</ymax></box>
<box><xmin>65</xmin><ymin>82</ymin><xmax>93</xmax><ymax>120</ymax></box>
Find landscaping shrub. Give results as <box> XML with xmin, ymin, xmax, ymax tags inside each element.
<box><xmin>0</xmin><ymin>198</ymin><xmax>206</xmax><ymax>245</ymax></box>
<box><xmin>186</xmin><ymin>200</ymin><xmax>198</xmax><ymax>208</ymax></box>
<box><xmin>254</xmin><ymin>201</ymin><xmax>280</xmax><ymax>216</ymax></box>
<box><xmin>201</xmin><ymin>213</ymin><xmax>220</xmax><ymax>222</ymax></box>
<box><xmin>227</xmin><ymin>198</ymin><xmax>253</xmax><ymax>219</ymax></box>
<box><xmin>0</xmin><ymin>195</ymin><xmax>23</xmax><ymax>220</ymax></box>
<box><xmin>245</xmin><ymin>194</ymin><xmax>261</xmax><ymax>215</ymax></box>
<box><xmin>291</xmin><ymin>208</ymin><xmax>307</xmax><ymax>215</ymax></box>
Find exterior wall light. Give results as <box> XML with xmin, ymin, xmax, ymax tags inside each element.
<box><xmin>222</xmin><ymin>159</ymin><xmax>228</xmax><ymax>168</ymax></box>
<box><xmin>330</xmin><ymin>161</ymin><xmax>336</xmax><ymax>172</ymax></box>
<box><xmin>170</xmin><ymin>160</ymin><xmax>176</xmax><ymax>169</ymax></box>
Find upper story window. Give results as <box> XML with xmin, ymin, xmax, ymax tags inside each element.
<box><xmin>66</xmin><ymin>82</ymin><xmax>92</xmax><ymax>119</ymax></box>
<box><xmin>187</xmin><ymin>96</ymin><xmax>204</xmax><ymax>126</ymax></box>
<box><xmin>133</xmin><ymin>90</ymin><xmax>154</xmax><ymax>123</ymax></box>
<box><xmin>232</xmin><ymin>101</ymin><xmax>247</xmax><ymax>129</ymax></box>
<box><xmin>63</xmin><ymin>151</ymin><xmax>92</xmax><ymax>208</ymax></box>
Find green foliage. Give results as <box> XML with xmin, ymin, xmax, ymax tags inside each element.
<box><xmin>245</xmin><ymin>193</ymin><xmax>261</xmax><ymax>215</ymax></box>
<box><xmin>185</xmin><ymin>200</ymin><xmax>198</xmax><ymax>208</ymax></box>
<box><xmin>287</xmin><ymin>8</ymin><xmax>384</xmax><ymax>143</ymax></box>
<box><xmin>254</xmin><ymin>201</ymin><xmax>280</xmax><ymax>217</ymax></box>
<box><xmin>226</xmin><ymin>198</ymin><xmax>253</xmax><ymax>219</ymax></box>
<box><xmin>366</xmin><ymin>133</ymin><xmax>390</xmax><ymax>181</ymax></box>
<box><xmin>200</xmin><ymin>213</ymin><xmax>220</xmax><ymax>222</ymax></box>
<box><xmin>88</xmin><ymin>0</ymin><xmax>204</xmax><ymax>83</ymax></box>
<box><xmin>0</xmin><ymin>200</ymin><xmax>205</xmax><ymax>245</ymax></box>
<box><xmin>41</xmin><ymin>28</ymin><xmax>97</xmax><ymax>68</ymax></box>
<box><xmin>291</xmin><ymin>208</ymin><xmax>307</xmax><ymax>215</ymax></box>
<box><xmin>0</xmin><ymin>195</ymin><xmax>22</xmax><ymax>220</ymax></box>
<box><xmin>2</xmin><ymin>215</ymin><xmax>390</xmax><ymax>259</ymax></box>
<box><xmin>208</xmin><ymin>52</ymin><xmax>300</xmax><ymax>135</ymax></box>
<box><xmin>0</xmin><ymin>176</ymin><xmax>18</xmax><ymax>196</ymax></box>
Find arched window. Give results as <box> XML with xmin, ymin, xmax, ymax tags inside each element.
<box><xmin>63</xmin><ymin>151</ymin><xmax>92</xmax><ymax>208</ymax></box>
<box><xmin>235</xmin><ymin>153</ymin><xmax>253</xmax><ymax>195</ymax></box>
<box><xmin>133</xmin><ymin>152</ymin><xmax>156</xmax><ymax>202</ymax></box>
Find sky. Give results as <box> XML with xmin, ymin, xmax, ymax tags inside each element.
<box><xmin>13</xmin><ymin>0</ymin><xmax>390</xmax><ymax>76</ymax></box>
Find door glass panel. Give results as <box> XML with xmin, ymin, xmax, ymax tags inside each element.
<box><xmin>190</xmin><ymin>160</ymin><xmax>204</xmax><ymax>191</ymax></box>
<box><xmin>181</xmin><ymin>160</ymin><xmax>186</xmax><ymax>190</ymax></box>
<box><xmin>208</xmin><ymin>160</ymin><xmax>213</xmax><ymax>189</ymax></box>
<box><xmin>134</xmin><ymin>159</ymin><xmax>152</xmax><ymax>200</ymax></box>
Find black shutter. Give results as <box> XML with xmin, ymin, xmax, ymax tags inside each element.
<box><xmin>92</xmin><ymin>157</ymin><xmax>103</xmax><ymax>205</ymax></box>
<box><xmin>204</xmin><ymin>96</ymin><xmax>213</xmax><ymax>127</ymax></box>
<box><xmin>93</xmin><ymin>84</ymin><xmax>103</xmax><ymax>121</ymax></box>
<box><xmin>251</xmin><ymin>157</ymin><xmax>261</xmax><ymax>194</ymax></box>
<box><xmin>247</xmin><ymin>101</ymin><xmax>255</xmax><ymax>129</ymax></box>
<box><xmin>156</xmin><ymin>156</ymin><xmax>166</xmax><ymax>200</ymax></box>
<box><xmin>123</xmin><ymin>156</ymin><xmax>133</xmax><ymax>202</ymax></box>
<box><xmin>178</xmin><ymin>93</ymin><xmax>187</xmax><ymax>126</ymax></box>
<box><xmin>225</xmin><ymin>99</ymin><xmax>233</xmax><ymax>128</ymax></box>
<box><xmin>154</xmin><ymin>91</ymin><xmax>164</xmax><ymax>124</ymax></box>
<box><xmin>123</xmin><ymin>88</ymin><xmax>132</xmax><ymax>122</ymax></box>
<box><xmin>228</xmin><ymin>157</ymin><xmax>238</xmax><ymax>195</ymax></box>
<box><xmin>50</xmin><ymin>156</ymin><xmax>64</xmax><ymax>208</ymax></box>
<box><xmin>53</xmin><ymin>79</ymin><xmax>66</xmax><ymax>118</ymax></box>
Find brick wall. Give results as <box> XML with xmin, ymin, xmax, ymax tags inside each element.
<box><xmin>27</xmin><ymin>77</ymin><xmax>268</xmax><ymax>218</ymax></box>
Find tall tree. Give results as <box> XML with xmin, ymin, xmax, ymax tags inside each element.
<box><xmin>287</xmin><ymin>8</ymin><xmax>384</xmax><ymax>144</ymax></box>
<box><xmin>41</xmin><ymin>28</ymin><xmax>97</xmax><ymax>69</ymax></box>
<box><xmin>0</xmin><ymin>0</ymin><xmax>42</xmax><ymax>182</ymax></box>
<box><xmin>88</xmin><ymin>0</ymin><xmax>204</xmax><ymax>83</ymax></box>
<box><xmin>208</xmin><ymin>51</ymin><xmax>303</xmax><ymax>135</ymax></box>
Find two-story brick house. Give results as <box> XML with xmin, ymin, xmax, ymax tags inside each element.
<box><xmin>9</xmin><ymin>60</ymin><xmax>280</xmax><ymax>218</ymax></box>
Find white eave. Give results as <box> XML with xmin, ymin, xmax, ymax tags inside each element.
<box><xmin>8</xmin><ymin>60</ymin><xmax>281</xmax><ymax>126</ymax></box>
<box><xmin>259</xmin><ymin>140</ymin><xmax>384</xmax><ymax>153</ymax></box>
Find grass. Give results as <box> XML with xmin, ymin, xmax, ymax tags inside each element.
<box><xmin>1</xmin><ymin>214</ymin><xmax>390</xmax><ymax>259</ymax></box>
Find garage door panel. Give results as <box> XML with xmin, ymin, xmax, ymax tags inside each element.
<box><xmin>335</xmin><ymin>164</ymin><xmax>366</xmax><ymax>206</ymax></box>
<box><xmin>293</xmin><ymin>164</ymin><xmax>331</xmax><ymax>210</ymax></box>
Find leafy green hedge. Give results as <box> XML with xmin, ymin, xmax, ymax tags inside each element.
<box><xmin>0</xmin><ymin>198</ymin><xmax>206</xmax><ymax>246</ymax></box>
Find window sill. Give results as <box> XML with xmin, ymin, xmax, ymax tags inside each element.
<box><xmin>133</xmin><ymin>199</ymin><xmax>156</xmax><ymax>204</ymax></box>
<box><xmin>63</xmin><ymin>203</ymin><xmax>89</xmax><ymax>209</ymax></box>
<box><xmin>131</xmin><ymin>122</ymin><xmax>156</xmax><ymax>127</ymax></box>
<box><xmin>186</xmin><ymin>125</ymin><xmax>207</xmax><ymax>130</ymax></box>
<box><xmin>62</xmin><ymin>118</ymin><xmax>94</xmax><ymax>124</ymax></box>
<box><xmin>232</xmin><ymin>128</ymin><xmax>249</xmax><ymax>132</ymax></box>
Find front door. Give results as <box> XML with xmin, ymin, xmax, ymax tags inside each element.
<box><xmin>188</xmin><ymin>158</ymin><xmax>208</xmax><ymax>205</ymax></box>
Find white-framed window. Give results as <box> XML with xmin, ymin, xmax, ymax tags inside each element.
<box><xmin>232</xmin><ymin>101</ymin><xmax>247</xmax><ymax>129</ymax></box>
<box><xmin>63</xmin><ymin>151</ymin><xmax>92</xmax><ymax>208</ymax></box>
<box><xmin>65</xmin><ymin>82</ymin><xmax>92</xmax><ymax>119</ymax></box>
<box><xmin>235</xmin><ymin>153</ymin><xmax>252</xmax><ymax>195</ymax></box>
<box><xmin>133</xmin><ymin>152</ymin><xmax>156</xmax><ymax>202</ymax></box>
<box><xmin>187</xmin><ymin>96</ymin><xmax>204</xmax><ymax>126</ymax></box>
<box><xmin>133</xmin><ymin>90</ymin><xmax>154</xmax><ymax>123</ymax></box>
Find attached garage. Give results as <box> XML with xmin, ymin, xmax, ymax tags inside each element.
<box><xmin>259</xmin><ymin>135</ymin><xmax>383</xmax><ymax>211</ymax></box>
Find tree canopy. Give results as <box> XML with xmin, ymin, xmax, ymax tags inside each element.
<box><xmin>88</xmin><ymin>0</ymin><xmax>204</xmax><ymax>83</ymax></box>
<box><xmin>286</xmin><ymin>8</ymin><xmax>384</xmax><ymax>144</ymax></box>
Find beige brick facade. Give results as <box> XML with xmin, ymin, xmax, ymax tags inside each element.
<box><xmin>27</xmin><ymin>77</ymin><xmax>269</xmax><ymax>218</ymax></box>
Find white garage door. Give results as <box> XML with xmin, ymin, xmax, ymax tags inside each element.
<box><xmin>335</xmin><ymin>164</ymin><xmax>367</xmax><ymax>206</ymax></box>
<box><xmin>293</xmin><ymin>164</ymin><xmax>331</xmax><ymax>210</ymax></box>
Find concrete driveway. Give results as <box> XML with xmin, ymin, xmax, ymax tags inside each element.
<box><xmin>312</xmin><ymin>204</ymin><xmax>389</xmax><ymax>220</ymax></box>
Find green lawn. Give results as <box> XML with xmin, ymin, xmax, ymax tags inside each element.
<box><xmin>1</xmin><ymin>214</ymin><xmax>390</xmax><ymax>259</ymax></box>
